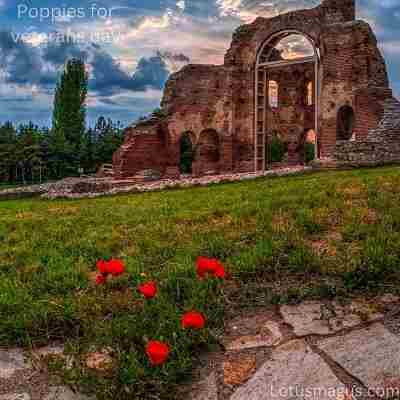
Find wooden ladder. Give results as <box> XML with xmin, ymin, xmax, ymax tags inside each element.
<box><xmin>255</xmin><ymin>68</ymin><xmax>268</xmax><ymax>172</ymax></box>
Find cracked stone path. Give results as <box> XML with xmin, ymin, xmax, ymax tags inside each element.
<box><xmin>184</xmin><ymin>294</ymin><xmax>400</xmax><ymax>400</ymax></box>
<box><xmin>0</xmin><ymin>345</ymin><xmax>93</xmax><ymax>400</ymax></box>
<box><xmin>2</xmin><ymin>295</ymin><xmax>400</xmax><ymax>400</ymax></box>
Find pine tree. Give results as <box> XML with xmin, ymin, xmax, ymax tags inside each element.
<box><xmin>94</xmin><ymin>117</ymin><xmax>124</xmax><ymax>166</ymax></box>
<box><xmin>16</xmin><ymin>122</ymin><xmax>42</xmax><ymax>183</ymax></box>
<box><xmin>52</xmin><ymin>59</ymin><xmax>88</xmax><ymax>159</ymax></box>
<box><xmin>0</xmin><ymin>122</ymin><xmax>17</xmax><ymax>183</ymax></box>
<box><xmin>80</xmin><ymin>128</ymin><xmax>96</xmax><ymax>173</ymax></box>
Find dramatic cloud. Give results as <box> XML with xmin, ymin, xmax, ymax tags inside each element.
<box><xmin>157</xmin><ymin>51</ymin><xmax>190</xmax><ymax>73</ymax></box>
<box><xmin>216</xmin><ymin>0</ymin><xmax>320</xmax><ymax>22</ymax></box>
<box><xmin>90</xmin><ymin>49</ymin><xmax>174</xmax><ymax>95</ymax></box>
<box><xmin>43</xmin><ymin>40</ymin><xmax>88</xmax><ymax>66</ymax></box>
<box><xmin>0</xmin><ymin>31</ymin><xmax>43</xmax><ymax>86</ymax></box>
<box><xmin>0</xmin><ymin>30</ymin><xmax>187</xmax><ymax>95</ymax></box>
<box><xmin>130</xmin><ymin>55</ymin><xmax>169</xmax><ymax>91</ymax></box>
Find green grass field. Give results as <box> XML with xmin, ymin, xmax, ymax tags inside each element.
<box><xmin>1</xmin><ymin>166</ymin><xmax>400</xmax><ymax>399</ymax></box>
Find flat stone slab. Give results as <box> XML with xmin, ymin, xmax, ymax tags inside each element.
<box><xmin>225</xmin><ymin>320</ymin><xmax>283</xmax><ymax>351</ymax></box>
<box><xmin>230</xmin><ymin>340</ymin><xmax>346</xmax><ymax>400</ymax></box>
<box><xmin>318</xmin><ymin>323</ymin><xmax>400</xmax><ymax>399</ymax></box>
<box><xmin>190</xmin><ymin>373</ymin><xmax>218</xmax><ymax>400</ymax></box>
<box><xmin>281</xmin><ymin>301</ymin><xmax>383</xmax><ymax>336</ymax></box>
<box><xmin>0</xmin><ymin>395</ymin><xmax>30</xmax><ymax>400</ymax></box>
<box><xmin>281</xmin><ymin>302</ymin><xmax>333</xmax><ymax>336</ymax></box>
<box><xmin>0</xmin><ymin>349</ymin><xmax>29</xmax><ymax>379</ymax></box>
<box><xmin>44</xmin><ymin>387</ymin><xmax>93</xmax><ymax>400</ymax></box>
<box><xmin>224</xmin><ymin>355</ymin><xmax>256</xmax><ymax>386</ymax></box>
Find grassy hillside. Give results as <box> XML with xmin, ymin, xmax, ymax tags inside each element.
<box><xmin>1</xmin><ymin>166</ymin><xmax>400</xmax><ymax>398</ymax></box>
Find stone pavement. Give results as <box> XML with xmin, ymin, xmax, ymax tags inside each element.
<box><xmin>0</xmin><ymin>345</ymin><xmax>93</xmax><ymax>400</ymax></box>
<box><xmin>1</xmin><ymin>295</ymin><xmax>400</xmax><ymax>399</ymax></box>
<box><xmin>183</xmin><ymin>294</ymin><xmax>400</xmax><ymax>400</ymax></box>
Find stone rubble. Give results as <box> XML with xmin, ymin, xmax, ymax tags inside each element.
<box><xmin>0</xmin><ymin>167</ymin><xmax>309</xmax><ymax>200</ymax></box>
<box><xmin>42</xmin><ymin>166</ymin><xmax>310</xmax><ymax>199</ymax></box>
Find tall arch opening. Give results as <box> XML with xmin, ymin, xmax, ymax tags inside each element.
<box><xmin>268</xmin><ymin>80</ymin><xmax>279</xmax><ymax>108</ymax></box>
<box><xmin>195</xmin><ymin>129</ymin><xmax>220</xmax><ymax>175</ymax></box>
<box><xmin>255</xmin><ymin>31</ymin><xmax>319</xmax><ymax>171</ymax></box>
<box><xmin>306</xmin><ymin>81</ymin><xmax>313</xmax><ymax>106</ymax></box>
<box><xmin>337</xmin><ymin>106</ymin><xmax>355</xmax><ymax>141</ymax></box>
<box><xmin>179</xmin><ymin>132</ymin><xmax>194</xmax><ymax>174</ymax></box>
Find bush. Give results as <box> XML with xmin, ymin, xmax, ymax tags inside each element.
<box><xmin>305</xmin><ymin>143</ymin><xmax>316</xmax><ymax>164</ymax></box>
<box><xmin>180</xmin><ymin>134</ymin><xmax>194</xmax><ymax>174</ymax></box>
<box><xmin>269</xmin><ymin>135</ymin><xmax>288</xmax><ymax>163</ymax></box>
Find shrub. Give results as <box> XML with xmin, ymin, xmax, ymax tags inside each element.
<box><xmin>305</xmin><ymin>142</ymin><xmax>316</xmax><ymax>164</ymax></box>
<box><xmin>269</xmin><ymin>135</ymin><xmax>288</xmax><ymax>163</ymax></box>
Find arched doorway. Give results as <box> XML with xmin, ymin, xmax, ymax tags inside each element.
<box><xmin>255</xmin><ymin>31</ymin><xmax>319</xmax><ymax>171</ymax></box>
<box><xmin>337</xmin><ymin>106</ymin><xmax>355</xmax><ymax>141</ymax></box>
<box><xmin>195</xmin><ymin>129</ymin><xmax>220</xmax><ymax>175</ymax></box>
<box><xmin>179</xmin><ymin>132</ymin><xmax>195</xmax><ymax>174</ymax></box>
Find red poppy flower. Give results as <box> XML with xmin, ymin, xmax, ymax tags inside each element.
<box><xmin>95</xmin><ymin>274</ymin><xmax>107</xmax><ymax>285</ymax></box>
<box><xmin>181</xmin><ymin>311</ymin><xmax>206</xmax><ymax>330</ymax></box>
<box><xmin>97</xmin><ymin>260</ymin><xmax>109</xmax><ymax>275</ymax></box>
<box><xmin>138</xmin><ymin>281</ymin><xmax>158</xmax><ymax>299</ymax></box>
<box><xmin>214</xmin><ymin>264</ymin><xmax>226</xmax><ymax>279</ymax></box>
<box><xmin>146</xmin><ymin>341</ymin><xmax>170</xmax><ymax>366</ymax></box>
<box><xmin>196</xmin><ymin>257</ymin><xmax>217</xmax><ymax>278</ymax></box>
<box><xmin>107</xmin><ymin>259</ymin><xmax>125</xmax><ymax>277</ymax></box>
<box><xmin>196</xmin><ymin>257</ymin><xmax>226</xmax><ymax>279</ymax></box>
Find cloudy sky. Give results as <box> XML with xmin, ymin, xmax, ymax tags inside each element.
<box><xmin>0</xmin><ymin>0</ymin><xmax>399</xmax><ymax>128</ymax></box>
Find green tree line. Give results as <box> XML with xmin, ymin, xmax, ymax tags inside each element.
<box><xmin>0</xmin><ymin>117</ymin><xmax>124</xmax><ymax>184</ymax></box>
<box><xmin>0</xmin><ymin>59</ymin><xmax>125</xmax><ymax>185</ymax></box>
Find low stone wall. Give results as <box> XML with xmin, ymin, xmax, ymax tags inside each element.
<box><xmin>334</xmin><ymin>97</ymin><xmax>400</xmax><ymax>167</ymax></box>
<box><xmin>42</xmin><ymin>167</ymin><xmax>310</xmax><ymax>200</ymax></box>
<box><xmin>335</xmin><ymin>140</ymin><xmax>400</xmax><ymax>167</ymax></box>
<box><xmin>0</xmin><ymin>184</ymin><xmax>50</xmax><ymax>200</ymax></box>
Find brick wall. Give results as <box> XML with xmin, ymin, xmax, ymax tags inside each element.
<box><xmin>113</xmin><ymin>121</ymin><xmax>169</xmax><ymax>179</ymax></box>
<box><xmin>112</xmin><ymin>0</ymin><xmax>397</xmax><ymax>178</ymax></box>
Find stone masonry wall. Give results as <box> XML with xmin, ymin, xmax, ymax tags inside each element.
<box><xmin>335</xmin><ymin>98</ymin><xmax>400</xmax><ymax>166</ymax></box>
<box><xmin>319</xmin><ymin>21</ymin><xmax>391</xmax><ymax>157</ymax></box>
<box><xmin>113</xmin><ymin>119</ymin><xmax>170</xmax><ymax>178</ymax></box>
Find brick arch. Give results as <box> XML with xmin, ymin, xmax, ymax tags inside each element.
<box><xmin>179</xmin><ymin>131</ymin><xmax>195</xmax><ymax>174</ymax></box>
<box><xmin>337</xmin><ymin>105</ymin><xmax>355</xmax><ymax>141</ymax></box>
<box><xmin>224</xmin><ymin>14</ymin><xmax>324</xmax><ymax>70</ymax></box>
<box><xmin>192</xmin><ymin>129</ymin><xmax>221</xmax><ymax>176</ymax></box>
<box><xmin>224</xmin><ymin>0</ymin><xmax>357</xmax><ymax>70</ymax></box>
<box><xmin>256</xmin><ymin>29</ymin><xmax>319</xmax><ymax>66</ymax></box>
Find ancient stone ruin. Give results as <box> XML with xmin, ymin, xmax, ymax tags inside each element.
<box><xmin>111</xmin><ymin>0</ymin><xmax>400</xmax><ymax>180</ymax></box>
